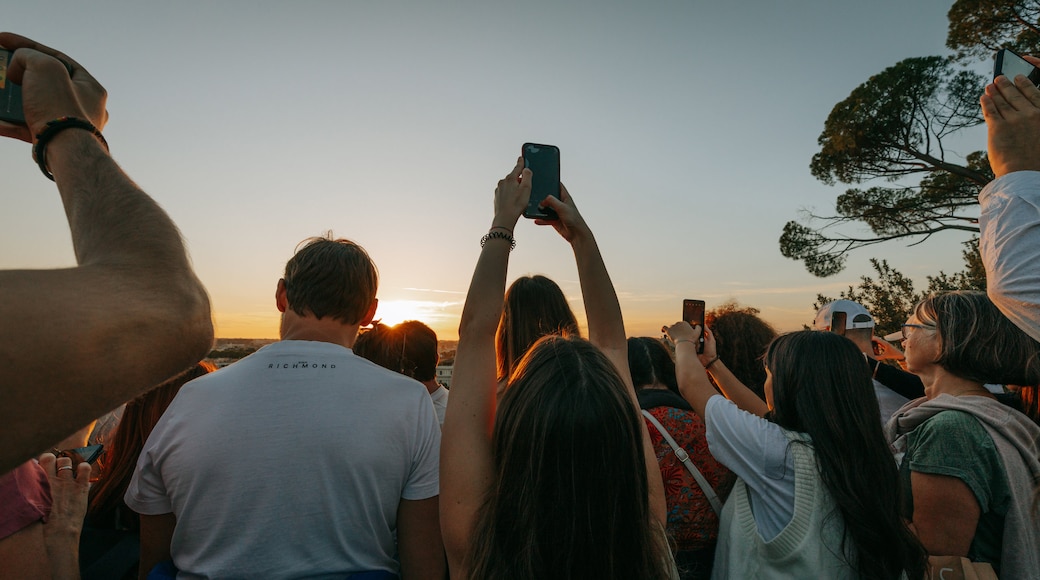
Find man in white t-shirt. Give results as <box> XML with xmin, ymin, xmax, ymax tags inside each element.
<box><xmin>125</xmin><ymin>236</ymin><xmax>445</xmax><ymax>580</ymax></box>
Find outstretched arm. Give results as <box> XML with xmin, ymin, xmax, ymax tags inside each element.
<box><xmin>539</xmin><ymin>190</ymin><xmax>667</xmax><ymax>526</ymax></box>
<box><xmin>440</xmin><ymin>159</ymin><xmax>528</xmax><ymax>576</ymax></box>
<box><xmin>978</xmin><ymin>57</ymin><xmax>1040</xmax><ymax>343</ymax></box>
<box><xmin>0</xmin><ymin>33</ymin><xmax>214</xmax><ymax>473</ymax></box>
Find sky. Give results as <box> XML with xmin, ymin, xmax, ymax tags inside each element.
<box><xmin>0</xmin><ymin>1</ymin><xmax>989</xmax><ymax>341</ymax></box>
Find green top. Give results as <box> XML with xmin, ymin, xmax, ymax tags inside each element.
<box><xmin>900</xmin><ymin>409</ymin><xmax>1010</xmax><ymax>572</ymax></box>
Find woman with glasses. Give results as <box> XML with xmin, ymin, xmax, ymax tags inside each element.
<box><xmin>885</xmin><ymin>291</ymin><xmax>1040</xmax><ymax>577</ymax></box>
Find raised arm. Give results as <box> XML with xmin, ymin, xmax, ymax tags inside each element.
<box><xmin>666</xmin><ymin>324</ymin><xmax>769</xmax><ymax>418</ymax></box>
<box><xmin>538</xmin><ymin>190</ymin><xmax>667</xmax><ymax>526</ymax></box>
<box><xmin>978</xmin><ymin>57</ymin><xmax>1040</xmax><ymax>344</ymax></box>
<box><xmin>440</xmin><ymin>159</ymin><xmax>528</xmax><ymax>575</ymax></box>
<box><xmin>0</xmin><ymin>33</ymin><xmax>214</xmax><ymax>473</ymax></box>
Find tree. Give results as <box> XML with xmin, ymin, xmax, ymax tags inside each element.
<box><xmin>946</xmin><ymin>0</ymin><xmax>1040</xmax><ymax>60</ymax></box>
<box><xmin>781</xmin><ymin>57</ymin><xmax>989</xmax><ymax>276</ymax></box>
<box><xmin>816</xmin><ymin>237</ymin><xmax>985</xmax><ymax>335</ymax></box>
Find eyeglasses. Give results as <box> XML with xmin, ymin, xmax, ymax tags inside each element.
<box><xmin>901</xmin><ymin>323</ymin><xmax>935</xmax><ymax>341</ymax></box>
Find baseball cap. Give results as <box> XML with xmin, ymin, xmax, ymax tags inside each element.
<box><xmin>813</xmin><ymin>300</ymin><xmax>875</xmax><ymax>331</ymax></box>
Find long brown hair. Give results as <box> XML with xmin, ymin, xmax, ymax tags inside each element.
<box><xmin>495</xmin><ymin>275</ymin><xmax>579</xmax><ymax>382</ymax></box>
<box><xmin>87</xmin><ymin>362</ymin><xmax>215</xmax><ymax>527</ymax></box>
<box><xmin>470</xmin><ymin>336</ymin><xmax>671</xmax><ymax>579</ymax></box>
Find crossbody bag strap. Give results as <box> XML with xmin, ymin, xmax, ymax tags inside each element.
<box><xmin>641</xmin><ymin>409</ymin><xmax>723</xmax><ymax>515</ymax></box>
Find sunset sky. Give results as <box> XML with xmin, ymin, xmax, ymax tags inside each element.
<box><xmin>0</xmin><ymin>1</ymin><xmax>986</xmax><ymax>340</ymax></box>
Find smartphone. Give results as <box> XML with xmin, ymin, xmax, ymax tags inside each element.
<box><xmin>61</xmin><ymin>444</ymin><xmax>104</xmax><ymax>465</ymax></box>
<box><xmin>682</xmin><ymin>299</ymin><xmax>706</xmax><ymax>354</ymax></box>
<box><xmin>521</xmin><ymin>143</ymin><xmax>560</xmax><ymax>220</ymax></box>
<box><xmin>0</xmin><ymin>50</ymin><xmax>25</xmax><ymax>124</ymax></box>
<box><xmin>994</xmin><ymin>48</ymin><xmax>1040</xmax><ymax>86</ymax></box>
<box><xmin>830</xmin><ymin>311</ymin><xmax>847</xmax><ymax>336</ymax></box>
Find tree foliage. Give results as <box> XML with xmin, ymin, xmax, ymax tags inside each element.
<box><xmin>782</xmin><ymin>53</ymin><xmax>989</xmax><ymax>276</ymax></box>
<box><xmin>947</xmin><ymin>0</ymin><xmax>1040</xmax><ymax>59</ymax></box>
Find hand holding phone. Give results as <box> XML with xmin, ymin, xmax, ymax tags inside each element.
<box><xmin>522</xmin><ymin>143</ymin><xmax>560</xmax><ymax>220</ymax></box>
<box><xmin>994</xmin><ymin>48</ymin><xmax>1040</xmax><ymax>86</ymax></box>
<box><xmin>830</xmin><ymin>311</ymin><xmax>847</xmax><ymax>337</ymax></box>
<box><xmin>682</xmin><ymin>299</ymin><xmax>706</xmax><ymax>354</ymax></box>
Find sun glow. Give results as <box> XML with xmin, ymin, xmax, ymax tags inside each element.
<box><xmin>372</xmin><ymin>299</ymin><xmax>460</xmax><ymax>332</ymax></box>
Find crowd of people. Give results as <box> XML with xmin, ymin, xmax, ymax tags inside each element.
<box><xmin>1</xmin><ymin>32</ymin><xmax>1039</xmax><ymax>580</ymax></box>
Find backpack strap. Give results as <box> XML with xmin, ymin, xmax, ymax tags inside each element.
<box><xmin>641</xmin><ymin>409</ymin><xmax>723</xmax><ymax>515</ymax></box>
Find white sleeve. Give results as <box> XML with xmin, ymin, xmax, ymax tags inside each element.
<box><xmin>704</xmin><ymin>395</ymin><xmax>795</xmax><ymax>541</ymax></box>
<box><xmin>979</xmin><ymin>171</ymin><xmax>1040</xmax><ymax>344</ymax></box>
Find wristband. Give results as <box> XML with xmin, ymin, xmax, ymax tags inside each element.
<box><xmin>480</xmin><ymin>229</ymin><xmax>516</xmax><ymax>250</ymax></box>
<box><xmin>33</xmin><ymin>117</ymin><xmax>109</xmax><ymax>181</ymax></box>
<box><xmin>705</xmin><ymin>355</ymin><xmax>720</xmax><ymax>369</ymax></box>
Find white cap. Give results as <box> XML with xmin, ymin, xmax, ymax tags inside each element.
<box><xmin>813</xmin><ymin>300</ymin><xmax>875</xmax><ymax>331</ymax></box>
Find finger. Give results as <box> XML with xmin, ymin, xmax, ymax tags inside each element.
<box><xmin>1024</xmin><ymin>55</ymin><xmax>1040</xmax><ymax>67</ymax></box>
<box><xmin>994</xmin><ymin>75</ymin><xmax>1030</xmax><ymax>111</ymax></box>
<box><xmin>984</xmin><ymin>83</ymin><xmax>1014</xmax><ymax>119</ymax></box>
<box><xmin>38</xmin><ymin>452</ymin><xmax>57</xmax><ymax>473</ymax></box>
<box><xmin>75</xmin><ymin>462</ymin><xmax>91</xmax><ymax>483</ymax></box>
<box><xmin>0</xmin><ymin>120</ymin><xmax>32</xmax><ymax>143</ymax></box>
<box><xmin>0</xmin><ymin>33</ymin><xmax>82</xmax><ymax>79</ymax></box>
<box><xmin>507</xmin><ymin>157</ymin><xmax>524</xmax><ymax>182</ymax></box>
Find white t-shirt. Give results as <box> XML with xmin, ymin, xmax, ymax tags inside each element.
<box><xmin>704</xmin><ymin>395</ymin><xmax>796</xmax><ymax>541</ymax></box>
<box><xmin>429</xmin><ymin>384</ymin><xmax>449</xmax><ymax>426</ymax></box>
<box><xmin>125</xmin><ymin>340</ymin><xmax>441</xmax><ymax>579</ymax></box>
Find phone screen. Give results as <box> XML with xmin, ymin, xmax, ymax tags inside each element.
<box><xmin>682</xmin><ymin>299</ymin><xmax>706</xmax><ymax>354</ymax></box>
<box><xmin>522</xmin><ymin>143</ymin><xmax>560</xmax><ymax>220</ymax></box>
<box><xmin>995</xmin><ymin>49</ymin><xmax>1040</xmax><ymax>86</ymax></box>
<box><xmin>830</xmin><ymin>311</ymin><xmax>847</xmax><ymax>336</ymax></box>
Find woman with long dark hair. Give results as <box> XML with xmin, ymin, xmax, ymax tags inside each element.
<box><xmin>441</xmin><ymin>159</ymin><xmax>676</xmax><ymax>579</ymax></box>
<box><xmin>887</xmin><ymin>291</ymin><xmax>1040</xmax><ymax>577</ymax></box>
<box><xmin>664</xmin><ymin>324</ymin><xmax>925</xmax><ymax>579</ymax></box>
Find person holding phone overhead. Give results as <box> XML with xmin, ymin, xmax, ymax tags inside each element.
<box><xmin>441</xmin><ymin>156</ymin><xmax>678</xmax><ymax>578</ymax></box>
<box><xmin>663</xmin><ymin>322</ymin><xmax>926</xmax><ymax>579</ymax></box>
<box><xmin>0</xmin><ymin>32</ymin><xmax>214</xmax><ymax>475</ymax></box>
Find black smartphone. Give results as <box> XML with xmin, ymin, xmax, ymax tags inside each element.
<box><xmin>0</xmin><ymin>50</ymin><xmax>25</xmax><ymax>124</ymax></box>
<box><xmin>682</xmin><ymin>299</ymin><xmax>706</xmax><ymax>354</ymax></box>
<box><xmin>994</xmin><ymin>48</ymin><xmax>1040</xmax><ymax>86</ymax></box>
<box><xmin>522</xmin><ymin>142</ymin><xmax>560</xmax><ymax>220</ymax></box>
<box><xmin>830</xmin><ymin>311</ymin><xmax>847</xmax><ymax>337</ymax></box>
<box><xmin>62</xmin><ymin>444</ymin><xmax>104</xmax><ymax>465</ymax></box>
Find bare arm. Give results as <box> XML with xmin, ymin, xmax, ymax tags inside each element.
<box><xmin>909</xmin><ymin>472</ymin><xmax>980</xmax><ymax>557</ymax></box>
<box><xmin>0</xmin><ymin>33</ymin><xmax>213</xmax><ymax>472</ymax></box>
<box><xmin>539</xmin><ymin>190</ymin><xmax>667</xmax><ymax>527</ymax></box>
<box><xmin>0</xmin><ymin>523</ymin><xmax>50</xmax><ymax>579</ymax></box>
<box><xmin>138</xmin><ymin>513</ymin><xmax>176</xmax><ymax>580</ymax></box>
<box><xmin>398</xmin><ymin>497</ymin><xmax>447</xmax><ymax>580</ymax></box>
<box><xmin>439</xmin><ymin>159</ymin><xmax>528</xmax><ymax>576</ymax></box>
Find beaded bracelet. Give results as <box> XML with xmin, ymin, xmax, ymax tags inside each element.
<box><xmin>480</xmin><ymin>229</ymin><xmax>516</xmax><ymax>250</ymax></box>
<box><xmin>33</xmin><ymin>116</ymin><xmax>109</xmax><ymax>181</ymax></box>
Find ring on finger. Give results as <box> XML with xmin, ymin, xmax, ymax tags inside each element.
<box><xmin>57</xmin><ymin>465</ymin><xmax>74</xmax><ymax>472</ymax></box>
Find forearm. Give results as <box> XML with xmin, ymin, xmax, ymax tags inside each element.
<box><xmin>44</xmin><ymin>529</ymin><xmax>81</xmax><ymax>580</ymax></box>
<box><xmin>674</xmin><ymin>342</ymin><xmax>718</xmax><ymax>418</ymax></box>
<box><xmin>706</xmin><ymin>360</ymin><xmax>769</xmax><ymax>417</ymax></box>
<box><xmin>571</xmin><ymin>234</ymin><xmax>626</xmax><ymax>354</ymax></box>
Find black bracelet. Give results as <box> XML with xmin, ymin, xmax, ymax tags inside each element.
<box><xmin>33</xmin><ymin>116</ymin><xmax>109</xmax><ymax>181</ymax></box>
<box><xmin>480</xmin><ymin>229</ymin><xmax>516</xmax><ymax>250</ymax></box>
